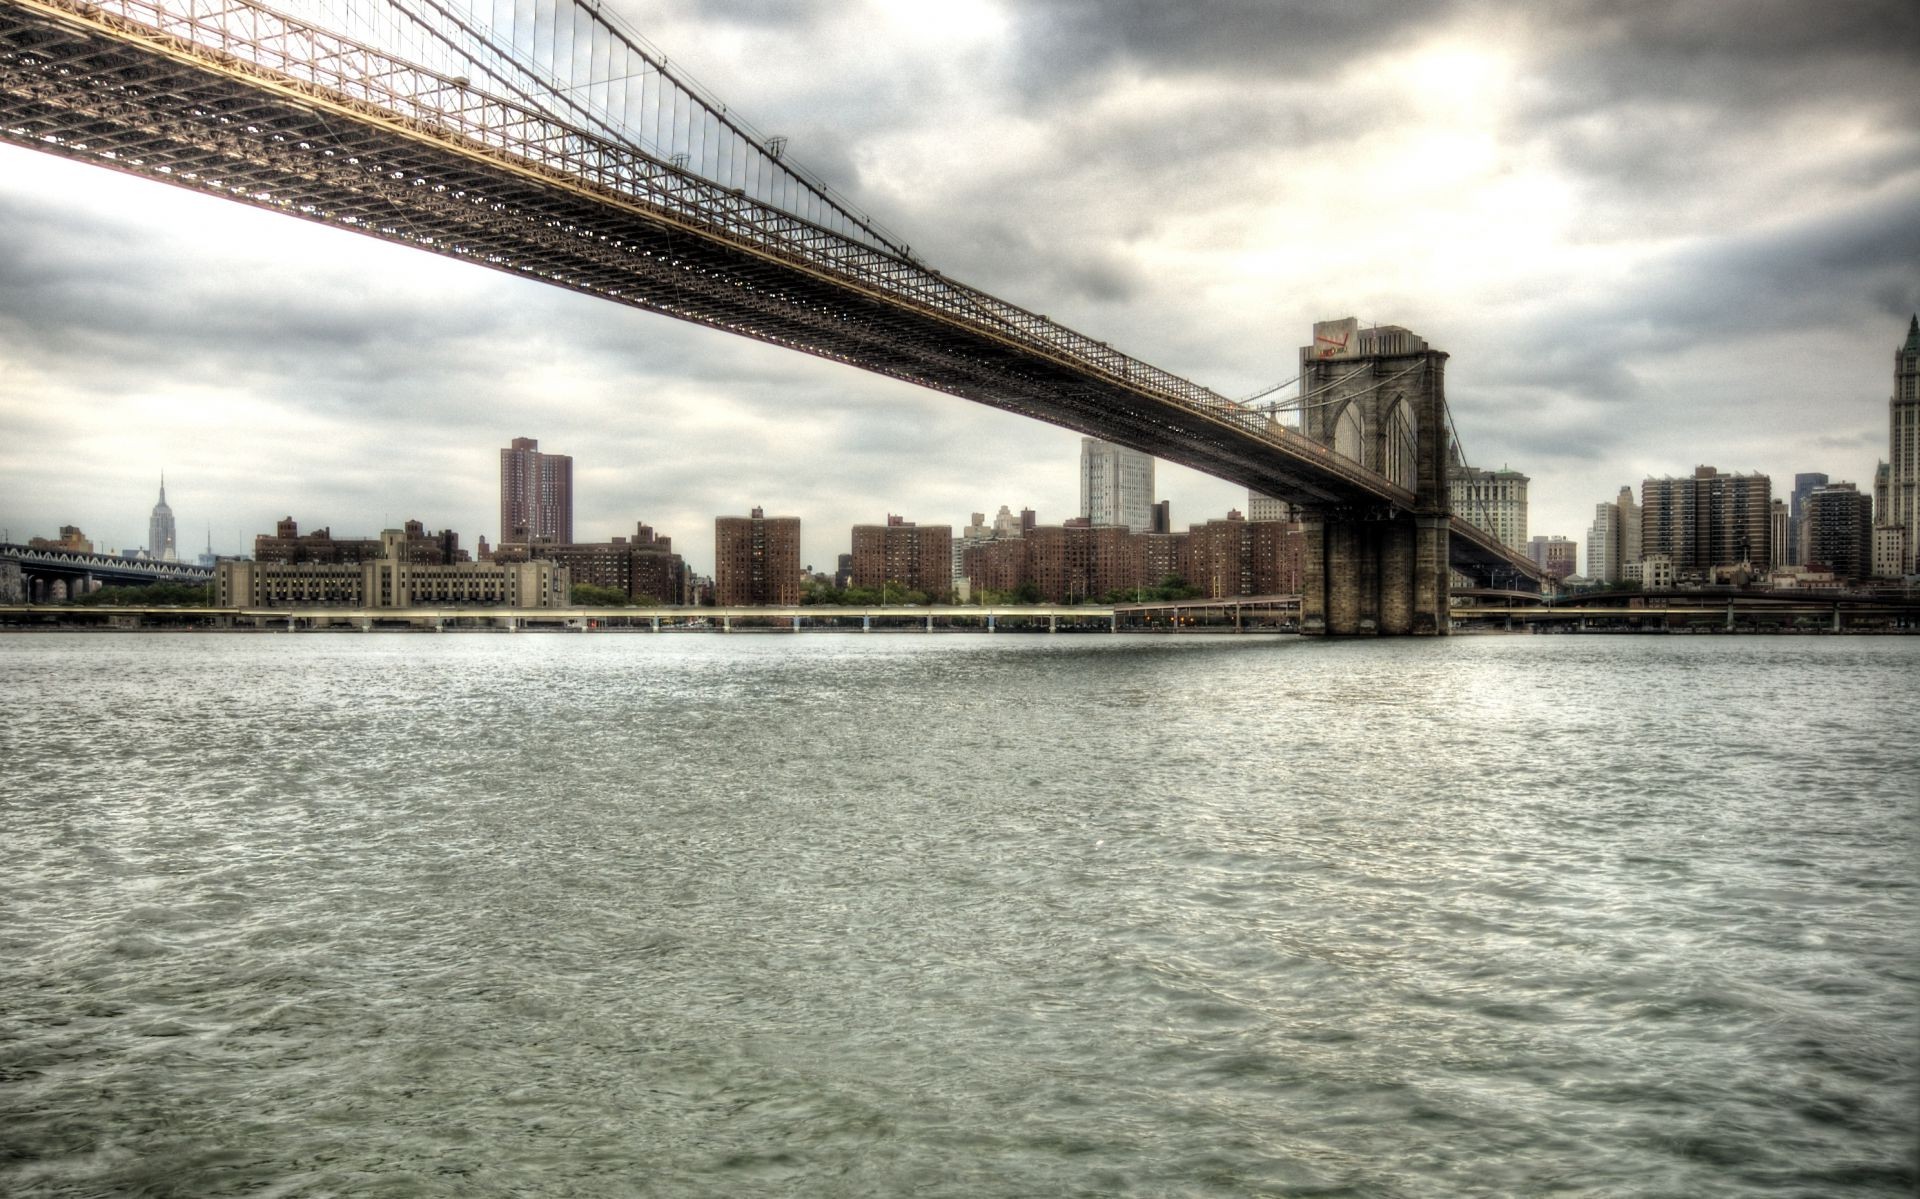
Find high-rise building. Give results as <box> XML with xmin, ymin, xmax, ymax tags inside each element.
<box><xmin>850</xmin><ymin>515</ymin><xmax>953</xmax><ymax>600</ymax></box>
<box><xmin>1079</xmin><ymin>438</ymin><xmax>1155</xmax><ymax>532</ymax></box>
<box><xmin>499</xmin><ymin>437</ymin><xmax>574</xmax><ymax>545</ymax></box>
<box><xmin>148</xmin><ymin>476</ymin><xmax>177</xmax><ymax>562</ymax></box>
<box><xmin>1587</xmin><ymin>487</ymin><xmax>1640</xmax><ymax>584</ymax></box>
<box><xmin>1449</xmin><ymin>467</ymin><xmax>1528</xmax><ymax>550</ymax></box>
<box><xmin>1526</xmin><ymin>535</ymin><xmax>1576</xmax><ymax>581</ymax></box>
<box><xmin>714</xmin><ymin>507</ymin><xmax>801</xmax><ymax>605</ymax></box>
<box><xmin>1883</xmin><ymin>315</ymin><xmax>1920</xmax><ymax>574</ymax></box>
<box><xmin>1803</xmin><ymin>483</ymin><xmax>1873</xmax><ymax>580</ymax></box>
<box><xmin>1788</xmin><ymin>472</ymin><xmax>1828</xmax><ymax>566</ymax></box>
<box><xmin>1640</xmin><ymin>466</ymin><xmax>1772</xmax><ymax>577</ymax></box>
<box><xmin>1769</xmin><ymin>499</ymin><xmax>1789</xmax><ymax>570</ymax></box>
<box><xmin>1588</xmin><ymin>504</ymin><xmax>1618</xmax><ymax>583</ymax></box>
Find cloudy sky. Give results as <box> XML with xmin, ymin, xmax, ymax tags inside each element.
<box><xmin>3</xmin><ymin>0</ymin><xmax>1917</xmax><ymax>575</ymax></box>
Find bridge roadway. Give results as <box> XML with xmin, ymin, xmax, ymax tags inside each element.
<box><xmin>0</xmin><ymin>0</ymin><xmax>1538</xmax><ymax>586</ymax></box>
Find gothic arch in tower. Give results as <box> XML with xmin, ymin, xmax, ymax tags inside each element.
<box><xmin>1382</xmin><ymin>397</ymin><xmax>1418</xmax><ymax>491</ymax></box>
<box><xmin>1333</xmin><ymin>403</ymin><xmax>1364</xmax><ymax>462</ymax></box>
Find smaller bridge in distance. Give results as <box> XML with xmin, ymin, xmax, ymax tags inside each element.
<box><xmin>1</xmin><ymin>542</ymin><xmax>213</xmax><ymax>602</ymax></box>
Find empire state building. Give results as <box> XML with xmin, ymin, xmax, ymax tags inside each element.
<box><xmin>148</xmin><ymin>476</ymin><xmax>177</xmax><ymax>562</ymax></box>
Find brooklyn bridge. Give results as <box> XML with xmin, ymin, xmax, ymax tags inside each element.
<box><xmin>0</xmin><ymin>0</ymin><xmax>1542</xmax><ymax>634</ymax></box>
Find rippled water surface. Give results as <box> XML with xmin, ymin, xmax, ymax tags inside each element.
<box><xmin>2</xmin><ymin>631</ymin><xmax>1916</xmax><ymax>1197</ymax></box>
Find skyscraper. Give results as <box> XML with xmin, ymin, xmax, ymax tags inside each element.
<box><xmin>1079</xmin><ymin>438</ymin><xmax>1155</xmax><ymax>532</ymax></box>
<box><xmin>1587</xmin><ymin>502</ymin><xmax>1618</xmax><ymax>583</ymax></box>
<box><xmin>148</xmin><ymin>475</ymin><xmax>177</xmax><ymax>562</ymax></box>
<box><xmin>1788</xmin><ymin>472</ymin><xmax>1828</xmax><ymax>566</ymax></box>
<box><xmin>1803</xmin><ymin>482</ymin><xmax>1873</xmax><ymax>580</ymax></box>
<box><xmin>1884</xmin><ymin>315</ymin><xmax>1920</xmax><ymax>574</ymax></box>
<box><xmin>499</xmin><ymin>437</ymin><xmax>574</xmax><ymax>545</ymax></box>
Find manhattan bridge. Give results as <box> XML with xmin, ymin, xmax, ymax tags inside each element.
<box><xmin>0</xmin><ymin>0</ymin><xmax>1541</xmax><ymax>634</ymax></box>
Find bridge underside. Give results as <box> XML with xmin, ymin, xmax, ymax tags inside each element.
<box><xmin>1</xmin><ymin>0</ymin><xmax>1402</xmax><ymax>512</ymax></box>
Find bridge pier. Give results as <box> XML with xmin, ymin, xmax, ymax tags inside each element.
<box><xmin>1300</xmin><ymin>513</ymin><xmax>1449</xmax><ymax>636</ymax></box>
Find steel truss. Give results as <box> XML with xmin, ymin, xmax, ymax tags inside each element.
<box><xmin>0</xmin><ymin>0</ymin><xmax>1540</xmax><ymax>576</ymax></box>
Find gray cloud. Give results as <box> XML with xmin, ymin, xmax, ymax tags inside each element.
<box><xmin>1007</xmin><ymin>0</ymin><xmax>1462</xmax><ymax>91</ymax></box>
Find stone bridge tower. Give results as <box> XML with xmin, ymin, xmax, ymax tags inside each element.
<box><xmin>1296</xmin><ymin>318</ymin><xmax>1452</xmax><ymax>635</ymax></box>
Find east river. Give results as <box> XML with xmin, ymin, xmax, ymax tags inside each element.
<box><xmin>1</xmin><ymin>632</ymin><xmax>1915</xmax><ymax>1196</ymax></box>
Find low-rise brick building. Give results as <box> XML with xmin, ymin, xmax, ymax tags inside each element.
<box><xmin>511</xmin><ymin>521</ymin><xmax>689</xmax><ymax>604</ymax></box>
<box><xmin>255</xmin><ymin>517</ymin><xmax>467</xmax><ymax>565</ymax></box>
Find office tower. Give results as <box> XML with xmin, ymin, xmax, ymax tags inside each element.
<box><xmin>148</xmin><ymin>475</ymin><xmax>177</xmax><ymax>562</ymax></box>
<box><xmin>1640</xmin><ymin>466</ymin><xmax>1772</xmax><ymax>576</ymax></box>
<box><xmin>1448</xmin><ymin>467</ymin><xmax>1529</xmax><ymax>550</ymax></box>
<box><xmin>1884</xmin><ymin>316</ymin><xmax>1920</xmax><ymax>574</ymax></box>
<box><xmin>1587</xmin><ymin>488</ymin><xmax>1640</xmax><ymax>584</ymax></box>
<box><xmin>1617</xmin><ymin>486</ymin><xmax>1641</xmax><ymax>575</ymax></box>
<box><xmin>1079</xmin><ymin>438</ymin><xmax>1155</xmax><ymax>532</ymax></box>
<box><xmin>714</xmin><ymin>507</ymin><xmax>801</xmax><ymax>605</ymax></box>
<box><xmin>1788</xmin><ymin>472</ymin><xmax>1828</xmax><ymax>565</ymax></box>
<box><xmin>1803</xmin><ymin>483</ymin><xmax>1873</xmax><ymax>580</ymax></box>
<box><xmin>1769</xmin><ymin>500</ymin><xmax>1789</xmax><ymax>569</ymax></box>
<box><xmin>850</xmin><ymin>515</ymin><xmax>954</xmax><ymax>599</ymax></box>
<box><xmin>499</xmin><ymin>436</ymin><xmax>574</xmax><ymax>545</ymax></box>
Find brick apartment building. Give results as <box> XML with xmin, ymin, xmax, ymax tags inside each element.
<box><xmin>715</xmin><ymin>507</ymin><xmax>801</xmax><ymax>606</ymax></box>
<box><xmin>850</xmin><ymin>516</ymin><xmax>953</xmax><ymax>599</ymax></box>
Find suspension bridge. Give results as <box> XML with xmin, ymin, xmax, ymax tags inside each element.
<box><xmin>0</xmin><ymin>0</ymin><xmax>1541</xmax><ymax>634</ymax></box>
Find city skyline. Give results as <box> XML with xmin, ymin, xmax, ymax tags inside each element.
<box><xmin>2</xmin><ymin>3</ymin><xmax>1917</xmax><ymax>576</ymax></box>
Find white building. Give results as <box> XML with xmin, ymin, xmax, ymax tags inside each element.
<box><xmin>1586</xmin><ymin>485</ymin><xmax>1642</xmax><ymax>583</ymax></box>
<box><xmin>1640</xmin><ymin>553</ymin><xmax>1675</xmax><ymax>590</ymax></box>
<box><xmin>1873</xmin><ymin>524</ymin><xmax>1908</xmax><ymax>579</ymax></box>
<box><xmin>1080</xmin><ymin>439</ymin><xmax>1155</xmax><ymax>532</ymax></box>
<box><xmin>1246</xmin><ymin>491</ymin><xmax>1296</xmax><ymax>523</ymax></box>
<box><xmin>1450</xmin><ymin>467</ymin><xmax>1529</xmax><ymax>551</ymax></box>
